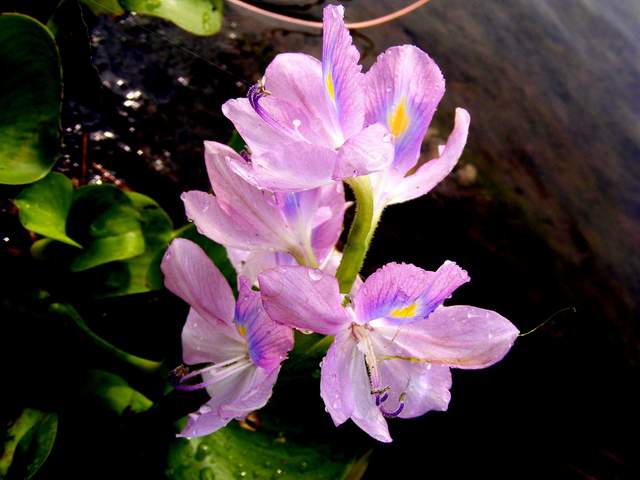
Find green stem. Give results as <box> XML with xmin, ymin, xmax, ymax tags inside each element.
<box><xmin>49</xmin><ymin>303</ymin><xmax>164</xmax><ymax>375</ymax></box>
<box><xmin>335</xmin><ymin>177</ymin><xmax>380</xmax><ymax>294</ymax></box>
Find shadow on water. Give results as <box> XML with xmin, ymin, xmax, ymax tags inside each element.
<box><xmin>8</xmin><ymin>0</ymin><xmax>637</xmax><ymax>477</ymax></box>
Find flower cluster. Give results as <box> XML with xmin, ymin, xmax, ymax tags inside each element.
<box><xmin>162</xmin><ymin>4</ymin><xmax>518</xmax><ymax>442</ymax></box>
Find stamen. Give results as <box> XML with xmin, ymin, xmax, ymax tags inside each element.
<box><xmin>375</xmin><ymin>392</ymin><xmax>389</xmax><ymax>406</ymax></box>
<box><xmin>380</xmin><ymin>393</ymin><xmax>407</xmax><ymax>418</ymax></box>
<box><xmin>172</xmin><ymin>356</ymin><xmax>250</xmax><ymax>391</ymax></box>
<box><xmin>247</xmin><ymin>81</ymin><xmax>279</xmax><ymax>129</ymax></box>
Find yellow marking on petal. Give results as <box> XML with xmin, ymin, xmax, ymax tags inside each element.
<box><xmin>389</xmin><ymin>302</ymin><xmax>417</xmax><ymax>318</ymax></box>
<box><xmin>237</xmin><ymin>325</ymin><xmax>247</xmax><ymax>337</ymax></box>
<box><xmin>387</xmin><ymin>100</ymin><xmax>410</xmax><ymax>138</ymax></box>
<box><xmin>326</xmin><ymin>71</ymin><xmax>336</xmax><ymax>102</ymax></box>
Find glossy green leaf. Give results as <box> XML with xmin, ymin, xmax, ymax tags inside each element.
<box><xmin>87</xmin><ymin>192</ymin><xmax>174</xmax><ymax>297</ymax></box>
<box><xmin>0</xmin><ymin>409</ymin><xmax>58</xmax><ymax>480</ymax></box>
<box><xmin>167</xmin><ymin>422</ymin><xmax>354</xmax><ymax>480</ymax></box>
<box><xmin>173</xmin><ymin>223</ymin><xmax>236</xmax><ymax>290</ymax></box>
<box><xmin>80</xmin><ymin>0</ymin><xmax>126</xmax><ymax>16</ymax></box>
<box><xmin>0</xmin><ymin>14</ymin><xmax>61</xmax><ymax>185</ymax></box>
<box><xmin>120</xmin><ymin>0</ymin><xmax>223</xmax><ymax>36</ymax></box>
<box><xmin>81</xmin><ymin>370</ymin><xmax>153</xmax><ymax>414</ymax></box>
<box><xmin>14</xmin><ymin>172</ymin><xmax>81</xmax><ymax>247</ymax></box>
<box><xmin>67</xmin><ymin>185</ymin><xmax>145</xmax><ymax>272</ymax></box>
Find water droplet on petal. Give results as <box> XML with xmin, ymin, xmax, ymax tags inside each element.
<box><xmin>292</xmin><ymin>119</ymin><xmax>302</xmax><ymax>128</ymax></box>
<box><xmin>307</xmin><ymin>269</ymin><xmax>322</xmax><ymax>281</ymax></box>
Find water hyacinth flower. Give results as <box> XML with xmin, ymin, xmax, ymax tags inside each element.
<box><xmin>365</xmin><ymin>45</ymin><xmax>470</xmax><ymax>212</ymax></box>
<box><xmin>182</xmin><ymin>141</ymin><xmax>347</xmax><ymax>273</ymax></box>
<box><xmin>221</xmin><ymin>5</ymin><xmax>394</xmax><ymax>191</ymax></box>
<box><xmin>161</xmin><ymin>238</ymin><xmax>293</xmax><ymax>437</ymax></box>
<box><xmin>259</xmin><ymin>261</ymin><xmax>518</xmax><ymax>442</ymax></box>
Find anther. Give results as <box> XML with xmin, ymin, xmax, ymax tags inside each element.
<box><xmin>380</xmin><ymin>392</ymin><xmax>406</xmax><ymax>418</ymax></box>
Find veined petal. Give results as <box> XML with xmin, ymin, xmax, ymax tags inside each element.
<box><xmin>182</xmin><ymin>309</ymin><xmax>245</xmax><ymax>365</ymax></box>
<box><xmin>320</xmin><ymin>329</ymin><xmax>391</xmax><ymax>442</ymax></box>
<box><xmin>161</xmin><ymin>239</ymin><xmax>235</xmax><ymax>325</ymax></box>
<box><xmin>236</xmin><ymin>277</ymin><xmax>294</xmax><ymax>371</ymax></box>
<box><xmin>388</xmin><ymin>108</ymin><xmax>470</xmax><ymax>205</ymax></box>
<box><xmin>320</xmin><ymin>329</ymin><xmax>357</xmax><ymax>426</ymax></box>
<box><xmin>179</xmin><ymin>362</ymin><xmax>275</xmax><ymax>438</ymax></box>
<box><xmin>334</xmin><ymin>123</ymin><xmax>394</xmax><ymax>179</ymax></box>
<box><xmin>263</xmin><ymin>53</ymin><xmax>336</xmax><ymax>146</ymax></box>
<box><xmin>310</xmin><ymin>183</ymin><xmax>348</xmax><ymax>264</ymax></box>
<box><xmin>258</xmin><ymin>266</ymin><xmax>350</xmax><ymax>335</ymax></box>
<box><xmin>354</xmin><ymin>261</ymin><xmax>470</xmax><ymax>324</ymax></box>
<box><xmin>382</xmin><ymin>305</ymin><xmax>519</xmax><ymax>369</ymax></box>
<box><xmin>375</xmin><ymin>357</ymin><xmax>452</xmax><ymax>419</ymax></box>
<box><xmin>365</xmin><ymin>45</ymin><xmax>445</xmax><ymax>175</ymax></box>
<box><xmin>322</xmin><ymin>4</ymin><xmax>365</xmax><ymax>141</ymax></box>
<box><xmin>182</xmin><ymin>190</ymin><xmax>283</xmax><ymax>251</ymax></box>
<box><xmin>222</xmin><ymin>99</ymin><xmax>338</xmax><ymax>191</ymax></box>
<box><xmin>227</xmin><ymin>248</ymin><xmax>296</xmax><ymax>285</ymax></box>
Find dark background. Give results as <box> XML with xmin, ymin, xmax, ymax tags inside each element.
<box><xmin>1</xmin><ymin>1</ymin><xmax>638</xmax><ymax>478</ymax></box>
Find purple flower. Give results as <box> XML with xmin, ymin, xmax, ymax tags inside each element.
<box><xmin>221</xmin><ymin>5</ymin><xmax>394</xmax><ymax>191</ymax></box>
<box><xmin>182</xmin><ymin>141</ymin><xmax>347</xmax><ymax>273</ymax></box>
<box><xmin>161</xmin><ymin>238</ymin><xmax>293</xmax><ymax>438</ymax></box>
<box><xmin>258</xmin><ymin>261</ymin><xmax>518</xmax><ymax>442</ymax></box>
<box><xmin>365</xmin><ymin>46</ymin><xmax>471</xmax><ymax>210</ymax></box>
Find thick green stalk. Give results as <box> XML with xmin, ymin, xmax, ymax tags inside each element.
<box><xmin>335</xmin><ymin>177</ymin><xmax>380</xmax><ymax>293</ymax></box>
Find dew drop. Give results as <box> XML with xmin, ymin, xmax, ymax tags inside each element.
<box><xmin>292</xmin><ymin>119</ymin><xmax>302</xmax><ymax>128</ymax></box>
<box><xmin>195</xmin><ymin>443</ymin><xmax>212</xmax><ymax>461</ymax></box>
<box><xmin>199</xmin><ymin>467</ymin><xmax>216</xmax><ymax>480</ymax></box>
<box><xmin>307</xmin><ymin>269</ymin><xmax>322</xmax><ymax>281</ymax></box>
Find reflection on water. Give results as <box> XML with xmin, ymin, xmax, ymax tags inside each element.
<box><xmin>60</xmin><ymin>0</ymin><xmax>638</xmax><ymax>477</ymax></box>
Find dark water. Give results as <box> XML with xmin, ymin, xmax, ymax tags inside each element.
<box><xmin>9</xmin><ymin>0</ymin><xmax>637</xmax><ymax>478</ymax></box>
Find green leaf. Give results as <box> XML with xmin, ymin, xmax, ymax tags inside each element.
<box><xmin>0</xmin><ymin>14</ymin><xmax>62</xmax><ymax>185</ymax></box>
<box><xmin>67</xmin><ymin>185</ymin><xmax>145</xmax><ymax>272</ymax></box>
<box><xmin>81</xmin><ymin>370</ymin><xmax>153</xmax><ymax>415</ymax></box>
<box><xmin>14</xmin><ymin>172</ymin><xmax>81</xmax><ymax>247</ymax></box>
<box><xmin>173</xmin><ymin>223</ymin><xmax>236</xmax><ymax>290</ymax></box>
<box><xmin>166</xmin><ymin>422</ymin><xmax>354</xmax><ymax>480</ymax></box>
<box><xmin>87</xmin><ymin>192</ymin><xmax>174</xmax><ymax>297</ymax></box>
<box><xmin>120</xmin><ymin>0</ymin><xmax>223</xmax><ymax>36</ymax></box>
<box><xmin>80</xmin><ymin>0</ymin><xmax>126</xmax><ymax>16</ymax></box>
<box><xmin>0</xmin><ymin>409</ymin><xmax>58</xmax><ymax>480</ymax></box>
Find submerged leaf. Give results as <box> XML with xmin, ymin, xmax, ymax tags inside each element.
<box><xmin>15</xmin><ymin>172</ymin><xmax>81</xmax><ymax>247</ymax></box>
<box><xmin>0</xmin><ymin>14</ymin><xmax>61</xmax><ymax>185</ymax></box>
<box><xmin>0</xmin><ymin>408</ymin><xmax>58</xmax><ymax>480</ymax></box>
<box><xmin>120</xmin><ymin>0</ymin><xmax>223</xmax><ymax>36</ymax></box>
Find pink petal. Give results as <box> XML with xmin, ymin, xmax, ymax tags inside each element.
<box><xmin>388</xmin><ymin>108</ymin><xmax>470</xmax><ymax>205</ymax></box>
<box><xmin>180</xmin><ymin>364</ymin><xmax>277</xmax><ymax>438</ymax></box>
<box><xmin>263</xmin><ymin>53</ymin><xmax>336</xmax><ymax>146</ymax></box>
<box><xmin>354</xmin><ymin>261</ymin><xmax>470</xmax><ymax>324</ymax></box>
<box><xmin>258</xmin><ymin>266</ymin><xmax>350</xmax><ymax>335</ymax></box>
<box><xmin>236</xmin><ymin>277</ymin><xmax>294</xmax><ymax>371</ymax></box>
<box><xmin>322</xmin><ymin>5</ymin><xmax>365</xmax><ymax>141</ymax></box>
<box><xmin>371</xmin><ymin>339</ymin><xmax>452</xmax><ymax>418</ymax></box>
<box><xmin>310</xmin><ymin>183</ymin><xmax>348</xmax><ymax>264</ymax></box>
<box><xmin>373</xmin><ymin>305</ymin><xmax>519</xmax><ymax>370</ymax></box>
<box><xmin>161</xmin><ymin>238</ymin><xmax>235</xmax><ymax>325</ymax></box>
<box><xmin>181</xmin><ymin>309</ymin><xmax>245</xmax><ymax>365</ymax></box>
<box><xmin>226</xmin><ymin>248</ymin><xmax>296</xmax><ymax>285</ymax></box>
<box><xmin>365</xmin><ymin>45</ymin><xmax>445</xmax><ymax>175</ymax></box>
<box><xmin>334</xmin><ymin>123</ymin><xmax>394</xmax><ymax>179</ymax></box>
<box><xmin>222</xmin><ymin>99</ymin><xmax>338</xmax><ymax>191</ymax></box>
<box><xmin>184</xmin><ymin>142</ymin><xmax>303</xmax><ymax>250</ymax></box>
<box><xmin>182</xmin><ymin>190</ymin><xmax>281</xmax><ymax>251</ymax></box>
<box><xmin>320</xmin><ymin>330</ymin><xmax>391</xmax><ymax>442</ymax></box>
